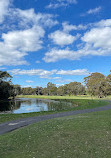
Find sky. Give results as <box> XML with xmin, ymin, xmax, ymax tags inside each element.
<box><xmin>0</xmin><ymin>0</ymin><xmax>111</xmax><ymax>88</ymax></box>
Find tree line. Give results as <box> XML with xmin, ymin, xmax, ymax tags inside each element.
<box><xmin>0</xmin><ymin>70</ymin><xmax>111</xmax><ymax>101</ymax></box>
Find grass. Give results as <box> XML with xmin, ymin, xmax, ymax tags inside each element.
<box><xmin>0</xmin><ymin>98</ymin><xmax>109</xmax><ymax>124</ymax></box>
<box><xmin>17</xmin><ymin>94</ymin><xmax>111</xmax><ymax>100</ymax></box>
<box><xmin>17</xmin><ymin>94</ymin><xmax>98</xmax><ymax>100</ymax></box>
<box><xmin>1</xmin><ymin>110</ymin><xmax>111</xmax><ymax>157</ymax></box>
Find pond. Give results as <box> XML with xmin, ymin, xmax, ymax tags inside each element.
<box><xmin>0</xmin><ymin>98</ymin><xmax>73</xmax><ymax>114</ymax></box>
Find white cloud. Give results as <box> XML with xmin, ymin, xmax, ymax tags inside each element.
<box><xmin>3</xmin><ymin>26</ymin><xmax>45</xmax><ymax>52</ymax></box>
<box><xmin>9</xmin><ymin>68</ymin><xmax>90</xmax><ymax>80</ymax></box>
<box><xmin>36</xmin><ymin>60</ymin><xmax>41</xmax><ymax>64</ymax></box>
<box><xmin>87</xmin><ymin>7</ymin><xmax>102</xmax><ymax>14</ymax></box>
<box><xmin>49</xmin><ymin>30</ymin><xmax>77</xmax><ymax>46</ymax></box>
<box><xmin>21</xmin><ymin>85</ymin><xmax>33</xmax><ymax>88</ymax></box>
<box><xmin>56</xmin><ymin>79</ymin><xmax>73</xmax><ymax>84</ymax></box>
<box><xmin>62</xmin><ymin>22</ymin><xmax>87</xmax><ymax>32</ymax></box>
<box><xmin>82</xmin><ymin>27</ymin><xmax>111</xmax><ymax>51</ymax></box>
<box><xmin>81</xmin><ymin>7</ymin><xmax>102</xmax><ymax>16</ymax></box>
<box><xmin>53</xmin><ymin>77</ymin><xmax>61</xmax><ymax>79</ymax></box>
<box><xmin>0</xmin><ymin>3</ymin><xmax>59</xmax><ymax>66</ymax></box>
<box><xmin>44</xmin><ymin>19</ymin><xmax>111</xmax><ymax>63</ymax></box>
<box><xmin>16</xmin><ymin>8</ymin><xmax>58</xmax><ymax>28</ymax></box>
<box><xmin>26</xmin><ymin>80</ymin><xmax>34</xmax><ymax>83</ymax></box>
<box><xmin>57</xmin><ymin>69</ymin><xmax>90</xmax><ymax>75</ymax></box>
<box><xmin>46</xmin><ymin>0</ymin><xmax>77</xmax><ymax>9</ymax></box>
<box><xmin>0</xmin><ymin>0</ymin><xmax>11</xmax><ymax>23</ymax></box>
<box><xmin>95</xmin><ymin>19</ymin><xmax>111</xmax><ymax>27</ymax></box>
<box><xmin>0</xmin><ymin>67</ymin><xmax>6</xmax><ymax>70</ymax></box>
<box><xmin>9</xmin><ymin>69</ymin><xmax>57</xmax><ymax>79</ymax></box>
<box><xmin>0</xmin><ymin>26</ymin><xmax>45</xmax><ymax>66</ymax></box>
<box><xmin>43</xmin><ymin>48</ymin><xmax>80</xmax><ymax>62</ymax></box>
<box><xmin>0</xmin><ymin>44</ymin><xmax>27</xmax><ymax>66</ymax></box>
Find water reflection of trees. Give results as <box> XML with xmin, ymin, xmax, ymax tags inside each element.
<box><xmin>34</xmin><ymin>99</ymin><xmax>73</xmax><ymax>111</ymax></box>
<box><xmin>0</xmin><ymin>100</ymin><xmax>21</xmax><ymax>112</ymax></box>
<box><xmin>46</xmin><ymin>101</ymin><xmax>72</xmax><ymax>111</ymax></box>
<box><xmin>20</xmin><ymin>100</ymin><xmax>32</xmax><ymax>106</ymax></box>
<box><xmin>0</xmin><ymin>99</ymin><xmax>73</xmax><ymax>113</ymax></box>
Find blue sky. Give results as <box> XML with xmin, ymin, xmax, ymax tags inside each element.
<box><xmin>0</xmin><ymin>0</ymin><xmax>111</xmax><ymax>87</ymax></box>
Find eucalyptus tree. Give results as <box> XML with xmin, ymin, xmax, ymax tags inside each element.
<box><xmin>84</xmin><ymin>72</ymin><xmax>109</xmax><ymax>98</ymax></box>
<box><xmin>47</xmin><ymin>82</ymin><xmax>57</xmax><ymax>96</ymax></box>
<box><xmin>67</xmin><ymin>82</ymin><xmax>86</xmax><ymax>96</ymax></box>
<box><xmin>36</xmin><ymin>86</ymin><xmax>43</xmax><ymax>95</ymax></box>
<box><xmin>0</xmin><ymin>71</ymin><xmax>14</xmax><ymax>100</ymax></box>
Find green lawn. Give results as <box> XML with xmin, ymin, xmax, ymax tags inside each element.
<box><xmin>0</xmin><ymin>99</ymin><xmax>109</xmax><ymax>124</ymax></box>
<box><xmin>1</xmin><ymin>110</ymin><xmax>111</xmax><ymax>158</ymax></box>
<box><xmin>16</xmin><ymin>94</ymin><xmax>111</xmax><ymax>100</ymax></box>
<box><xmin>17</xmin><ymin>94</ymin><xmax>98</xmax><ymax>99</ymax></box>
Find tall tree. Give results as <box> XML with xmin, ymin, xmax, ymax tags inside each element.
<box><xmin>67</xmin><ymin>82</ymin><xmax>86</xmax><ymax>96</ymax></box>
<box><xmin>47</xmin><ymin>82</ymin><xmax>57</xmax><ymax>96</ymax></box>
<box><xmin>36</xmin><ymin>86</ymin><xmax>43</xmax><ymax>95</ymax></box>
<box><xmin>57</xmin><ymin>85</ymin><xmax>65</xmax><ymax>96</ymax></box>
<box><xmin>84</xmin><ymin>72</ymin><xmax>108</xmax><ymax>98</ymax></box>
<box><xmin>21</xmin><ymin>87</ymin><xmax>36</xmax><ymax>95</ymax></box>
<box><xmin>0</xmin><ymin>71</ymin><xmax>14</xmax><ymax>100</ymax></box>
<box><xmin>0</xmin><ymin>71</ymin><xmax>12</xmax><ymax>82</ymax></box>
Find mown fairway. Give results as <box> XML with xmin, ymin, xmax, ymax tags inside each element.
<box><xmin>0</xmin><ymin>110</ymin><xmax>111</xmax><ymax>158</ymax></box>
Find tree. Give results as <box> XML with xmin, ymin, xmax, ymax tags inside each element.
<box><xmin>84</xmin><ymin>72</ymin><xmax>108</xmax><ymax>98</ymax></box>
<box><xmin>21</xmin><ymin>87</ymin><xmax>36</xmax><ymax>95</ymax></box>
<box><xmin>67</xmin><ymin>82</ymin><xmax>86</xmax><ymax>96</ymax></box>
<box><xmin>106</xmin><ymin>74</ymin><xmax>111</xmax><ymax>84</ymax></box>
<box><xmin>0</xmin><ymin>71</ymin><xmax>12</xmax><ymax>82</ymax></box>
<box><xmin>57</xmin><ymin>82</ymin><xmax>86</xmax><ymax>96</ymax></box>
<box><xmin>106</xmin><ymin>74</ymin><xmax>111</xmax><ymax>95</ymax></box>
<box><xmin>57</xmin><ymin>86</ymin><xmax>65</xmax><ymax>96</ymax></box>
<box><xmin>42</xmin><ymin>88</ymin><xmax>48</xmax><ymax>95</ymax></box>
<box><xmin>36</xmin><ymin>87</ymin><xmax>43</xmax><ymax>95</ymax></box>
<box><xmin>47</xmin><ymin>82</ymin><xmax>57</xmax><ymax>96</ymax></box>
<box><xmin>0</xmin><ymin>71</ymin><xmax>14</xmax><ymax>100</ymax></box>
<box><xmin>13</xmin><ymin>85</ymin><xmax>21</xmax><ymax>96</ymax></box>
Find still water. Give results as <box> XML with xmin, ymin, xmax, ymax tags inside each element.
<box><xmin>0</xmin><ymin>98</ymin><xmax>73</xmax><ymax>114</ymax></box>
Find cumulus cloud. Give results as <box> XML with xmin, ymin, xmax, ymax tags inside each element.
<box><xmin>0</xmin><ymin>0</ymin><xmax>11</xmax><ymax>23</ymax></box>
<box><xmin>95</xmin><ymin>19</ymin><xmax>111</xmax><ymax>27</ymax></box>
<box><xmin>46</xmin><ymin>0</ymin><xmax>77</xmax><ymax>9</ymax></box>
<box><xmin>49</xmin><ymin>30</ymin><xmax>77</xmax><ymax>46</ymax></box>
<box><xmin>82</xmin><ymin>27</ymin><xmax>111</xmax><ymax>50</ymax></box>
<box><xmin>43</xmin><ymin>48</ymin><xmax>79</xmax><ymax>62</ymax></box>
<box><xmin>0</xmin><ymin>44</ymin><xmax>28</xmax><ymax>66</ymax></box>
<box><xmin>0</xmin><ymin>26</ymin><xmax>45</xmax><ymax>66</ymax></box>
<box><xmin>62</xmin><ymin>22</ymin><xmax>88</xmax><ymax>32</ymax></box>
<box><xmin>44</xmin><ymin>19</ymin><xmax>111</xmax><ymax>62</ymax></box>
<box><xmin>15</xmin><ymin>8</ymin><xmax>58</xmax><ymax>28</ymax></box>
<box><xmin>0</xmin><ymin>3</ymin><xmax>59</xmax><ymax>66</ymax></box>
<box><xmin>3</xmin><ymin>26</ymin><xmax>45</xmax><ymax>51</ymax></box>
<box><xmin>49</xmin><ymin>21</ymin><xmax>82</xmax><ymax>47</ymax></box>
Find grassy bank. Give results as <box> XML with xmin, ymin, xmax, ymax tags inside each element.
<box><xmin>1</xmin><ymin>110</ymin><xmax>111</xmax><ymax>158</ymax></box>
<box><xmin>0</xmin><ymin>99</ymin><xmax>109</xmax><ymax>124</ymax></box>
<box><xmin>17</xmin><ymin>95</ymin><xmax>98</xmax><ymax>100</ymax></box>
<box><xmin>17</xmin><ymin>94</ymin><xmax>111</xmax><ymax>100</ymax></box>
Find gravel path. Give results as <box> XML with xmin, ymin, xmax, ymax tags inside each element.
<box><xmin>0</xmin><ymin>101</ymin><xmax>111</xmax><ymax>135</ymax></box>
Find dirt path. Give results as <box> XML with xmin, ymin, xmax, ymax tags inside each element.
<box><xmin>0</xmin><ymin>101</ymin><xmax>111</xmax><ymax>135</ymax></box>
